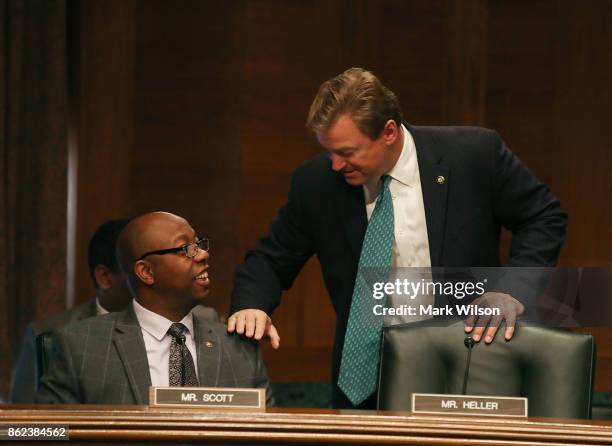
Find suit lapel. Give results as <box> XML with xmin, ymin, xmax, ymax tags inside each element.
<box><xmin>337</xmin><ymin>174</ymin><xmax>368</xmax><ymax>260</ymax></box>
<box><xmin>409</xmin><ymin>124</ymin><xmax>450</xmax><ymax>267</ymax></box>
<box><xmin>193</xmin><ymin>316</ymin><xmax>221</xmax><ymax>387</ymax></box>
<box><xmin>113</xmin><ymin>306</ymin><xmax>151</xmax><ymax>404</ymax></box>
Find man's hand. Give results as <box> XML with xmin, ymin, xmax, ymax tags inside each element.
<box><xmin>464</xmin><ymin>292</ymin><xmax>525</xmax><ymax>343</ymax></box>
<box><xmin>227</xmin><ymin>309</ymin><xmax>280</xmax><ymax>349</ymax></box>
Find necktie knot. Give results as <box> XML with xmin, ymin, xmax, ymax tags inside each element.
<box><xmin>168</xmin><ymin>323</ymin><xmax>188</xmax><ymax>343</ymax></box>
<box><xmin>381</xmin><ymin>174</ymin><xmax>392</xmax><ymax>188</ymax></box>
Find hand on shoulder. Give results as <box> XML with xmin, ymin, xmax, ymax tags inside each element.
<box><xmin>227</xmin><ymin>309</ymin><xmax>280</xmax><ymax>349</ymax></box>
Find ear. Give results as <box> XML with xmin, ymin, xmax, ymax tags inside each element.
<box><xmin>382</xmin><ymin>119</ymin><xmax>399</xmax><ymax>145</ymax></box>
<box><xmin>94</xmin><ymin>265</ymin><xmax>113</xmax><ymax>290</ymax></box>
<box><xmin>134</xmin><ymin>260</ymin><xmax>155</xmax><ymax>286</ymax></box>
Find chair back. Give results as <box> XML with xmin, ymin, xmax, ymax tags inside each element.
<box><xmin>378</xmin><ymin>320</ymin><xmax>595</xmax><ymax>418</ymax></box>
<box><xmin>35</xmin><ymin>331</ymin><xmax>54</xmax><ymax>389</ymax></box>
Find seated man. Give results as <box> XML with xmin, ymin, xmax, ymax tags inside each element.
<box><xmin>10</xmin><ymin>218</ymin><xmax>131</xmax><ymax>403</ymax></box>
<box><xmin>36</xmin><ymin>212</ymin><xmax>271</xmax><ymax>404</ymax></box>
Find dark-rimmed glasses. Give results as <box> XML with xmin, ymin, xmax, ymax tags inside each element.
<box><xmin>136</xmin><ymin>237</ymin><xmax>209</xmax><ymax>261</ymax></box>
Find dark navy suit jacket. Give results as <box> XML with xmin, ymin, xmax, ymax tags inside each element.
<box><xmin>231</xmin><ymin>124</ymin><xmax>567</xmax><ymax>408</ymax></box>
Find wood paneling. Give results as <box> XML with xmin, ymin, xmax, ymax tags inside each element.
<box><xmin>71</xmin><ymin>0</ymin><xmax>135</xmax><ymax>305</ymax></box>
<box><xmin>444</xmin><ymin>0</ymin><xmax>488</xmax><ymax>125</ymax></box>
<box><xmin>131</xmin><ymin>0</ymin><xmax>244</xmax><ymax>313</ymax></box>
<box><xmin>1</xmin><ymin>0</ymin><xmax>69</xmax><ymax>399</ymax></box>
<box><xmin>485</xmin><ymin>0</ymin><xmax>612</xmax><ymax>390</ymax></box>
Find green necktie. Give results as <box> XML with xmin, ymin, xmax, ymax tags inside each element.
<box><xmin>338</xmin><ymin>175</ymin><xmax>394</xmax><ymax>405</ymax></box>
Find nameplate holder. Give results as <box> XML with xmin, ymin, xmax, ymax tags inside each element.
<box><xmin>149</xmin><ymin>387</ymin><xmax>265</xmax><ymax>411</ymax></box>
<box><xmin>412</xmin><ymin>393</ymin><xmax>527</xmax><ymax>417</ymax></box>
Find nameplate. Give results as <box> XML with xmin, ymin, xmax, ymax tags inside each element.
<box><xmin>412</xmin><ymin>393</ymin><xmax>527</xmax><ymax>417</ymax></box>
<box><xmin>149</xmin><ymin>387</ymin><xmax>265</xmax><ymax>411</ymax></box>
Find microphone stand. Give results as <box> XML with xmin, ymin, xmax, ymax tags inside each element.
<box><xmin>462</xmin><ymin>336</ymin><xmax>475</xmax><ymax>395</ymax></box>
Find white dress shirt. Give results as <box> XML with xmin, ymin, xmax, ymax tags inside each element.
<box><xmin>95</xmin><ymin>297</ymin><xmax>109</xmax><ymax>316</ymax></box>
<box><xmin>363</xmin><ymin>124</ymin><xmax>434</xmax><ymax>324</ymax></box>
<box><xmin>132</xmin><ymin>299</ymin><xmax>199</xmax><ymax>386</ymax></box>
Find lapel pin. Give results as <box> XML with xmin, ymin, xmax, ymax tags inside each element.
<box><xmin>205</xmin><ymin>341</ymin><xmax>214</xmax><ymax>348</ymax></box>
<box><xmin>435</xmin><ymin>175</ymin><xmax>446</xmax><ymax>185</ymax></box>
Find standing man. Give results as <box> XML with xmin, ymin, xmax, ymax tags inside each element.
<box><xmin>36</xmin><ymin>212</ymin><xmax>270</xmax><ymax>405</ymax></box>
<box><xmin>228</xmin><ymin>68</ymin><xmax>567</xmax><ymax>409</ymax></box>
<box><xmin>10</xmin><ymin>218</ymin><xmax>131</xmax><ymax>403</ymax></box>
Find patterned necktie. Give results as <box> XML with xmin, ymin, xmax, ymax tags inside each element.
<box><xmin>338</xmin><ymin>175</ymin><xmax>394</xmax><ymax>405</ymax></box>
<box><xmin>167</xmin><ymin>323</ymin><xmax>199</xmax><ymax>387</ymax></box>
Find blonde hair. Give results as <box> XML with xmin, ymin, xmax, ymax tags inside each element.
<box><xmin>306</xmin><ymin>68</ymin><xmax>402</xmax><ymax>139</ymax></box>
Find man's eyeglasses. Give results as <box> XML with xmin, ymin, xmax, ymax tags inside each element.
<box><xmin>136</xmin><ymin>237</ymin><xmax>210</xmax><ymax>261</ymax></box>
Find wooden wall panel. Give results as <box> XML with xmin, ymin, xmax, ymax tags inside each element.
<box><xmin>551</xmin><ymin>0</ymin><xmax>612</xmax><ymax>267</ymax></box>
<box><xmin>485</xmin><ymin>0</ymin><xmax>612</xmax><ymax>390</ymax></box>
<box><xmin>238</xmin><ymin>0</ymin><xmax>332</xmax><ymax>377</ymax></box>
<box><xmin>553</xmin><ymin>0</ymin><xmax>612</xmax><ymax>390</ymax></box>
<box><xmin>132</xmin><ymin>0</ymin><xmax>244</xmax><ymax>312</ymax></box>
<box><xmin>71</xmin><ymin>0</ymin><xmax>135</xmax><ymax>306</ymax></box>
<box><xmin>444</xmin><ymin>0</ymin><xmax>488</xmax><ymax>125</ymax></box>
<box><xmin>486</xmin><ymin>0</ymin><xmax>559</xmax><ymax>186</ymax></box>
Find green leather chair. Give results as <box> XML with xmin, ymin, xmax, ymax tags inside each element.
<box><xmin>35</xmin><ymin>331</ymin><xmax>55</xmax><ymax>388</ymax></box>
<box><xmin>377</xmin><ymin>320</ymin><xmax>595</xmax><ymax>418</ymax></box>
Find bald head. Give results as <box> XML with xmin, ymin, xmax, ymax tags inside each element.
<box><xmin>116</xmin><ymin>212</ymin><xmax>192</xmax><ymax>277</ymax></box>
<box><xmin>116</xmin><ymin>211</ymin><xmax>210</xmax><ymax>321</ymax></box>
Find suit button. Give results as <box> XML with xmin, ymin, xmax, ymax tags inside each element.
<box><xmin>436</xmin><ymin>175</ymin><xmax>446</xmax><ymax>185</ymax></box>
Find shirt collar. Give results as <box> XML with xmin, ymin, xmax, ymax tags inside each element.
<box><xmin>132</xmin><ymin>299</ymin><xmax>195</xmax><ymax>342</ymax></box>
<box><xmin>363</xmin><ymin>124</ymin><xmax>416</xmax><ymax>202</ymax></box>
<box><xmin>387</xmin><ymin>124</ymin><xmax>416</xmax><ymax>187</ymax></box>
<box><xmin>95</xmin><ymin>297</ymin><xmax>109</xmax><ymax>316</ymax></box>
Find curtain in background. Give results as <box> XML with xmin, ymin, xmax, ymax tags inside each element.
<box><xmin>0</xmin><ymin>0</ymin><xmax>67</xmax><ymax>399</ymax></box>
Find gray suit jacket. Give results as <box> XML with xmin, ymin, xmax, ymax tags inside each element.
<box><xmin>10</xmin><ymin>300</ymin><xmax>97</xmax><ymax>403</ymax></box>
<box><xmin>10</xmin><ymin>300</ymin><xmax>220</xmax><ymax>403</ymax></box>
<box><xmin>35</xmin><ymin>305</ymin><xmax>270</xmax><ymax>405</ymax></box>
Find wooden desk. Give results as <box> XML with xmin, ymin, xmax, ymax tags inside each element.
<box><xmin>2</xmin><ymin>405</ymin><xmax>612</xmax><ymax>445</ymax></box>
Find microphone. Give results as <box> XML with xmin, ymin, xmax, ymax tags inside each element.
<box><xmin>462</xmin><ymin>336</ymin><xmax>475</xmax><ymax>395</ymax></box>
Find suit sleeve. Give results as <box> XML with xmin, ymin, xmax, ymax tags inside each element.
<box><xmin>34</xmin><ymin>328</ymin><xmax>82</xmax><ymax>404</ymax></box>
<box><xmin>490</xmin><ymin>133</ymin><xmax>567</xmax><ymax>305</ymax></box>
<box><xmin>231</xmin><ymin>167</ymin><xmax>315</xmax><ymax>315</ymax></box>
<box><xmin>9</xmin><ymin>324</ymin><xmax>38</xmax><ymax>403</ymax></box>
<box><xmin>492</xmin><ymin>133</ymin><xmax>567</xmax><ymax>266</ymax></box>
